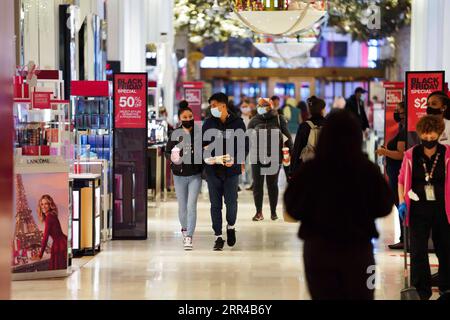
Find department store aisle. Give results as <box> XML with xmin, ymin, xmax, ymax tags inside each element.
<box><xmin>11</xmin><ymin>190</ymin><xmax>438</xmax><ymax>300</ymax></box>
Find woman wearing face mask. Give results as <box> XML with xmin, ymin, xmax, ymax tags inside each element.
<box><xmin>165</xmin><ymin>106</ymin><xmax>203</xmax><ymax>251</ymax></box>
<box><xmin>248</xmin><ymin>98</ymin><xmax>293</xmax><ymax>221</ymax></box>
<box><xmin>426</xmin><ymin>91</ymin><xmax>450</xmax><ymax>145</ymax></box>
<box><xmin>376</xmin><ymin>102</ymin><xmax>407</xmax><ymax>250</ymax></box>
<box><xmin>239</xmin><ymin>99</ymin><xmax>254</xmax><ymax>189</ymax></box>
<box><xmin>398</xmin><ymin>115</ymin><xmax>450</xmax><ymax>300</ymax></box>
<box><xmin>240</xmin><ymin>99</ymin><xmax>253</xmax><ymax>128</ymax></box>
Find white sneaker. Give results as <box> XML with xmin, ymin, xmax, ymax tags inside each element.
<box><xmin>184</xmin><ymin>237</ymin><xmax>193</xmax><ymax>251</ymax></box>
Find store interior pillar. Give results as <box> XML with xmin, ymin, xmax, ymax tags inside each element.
<box><xmin>0</xmin><ymin>0</ymin><xmax>15</xmax><ymax>300</ymax></box>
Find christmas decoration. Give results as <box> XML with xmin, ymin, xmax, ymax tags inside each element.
<box><xmin>327</xmin><ymin>0</ymin><xmax>411</xmax><ymax>41</ymax></box>
<box><xmin>174</xmin><ymin>0</ymin><xmax>250</xmax><ymax>45</ymax></box>
<box><xmin>231</xmin><ymin>0</ymin><xmax>328</xmax><ymax>36</ymax></box>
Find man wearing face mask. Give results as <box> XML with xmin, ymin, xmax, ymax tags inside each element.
<box><xmin>345</xmin><ymin>87</ymin><xmax>370</xmax><ymax>137</ymax></box>
<box><xmin>398</xmin><ymin>116</ymin><xmax>450</xmax><ymax>300</ymax></box>
<box><xmin>248</xmin><ymin>98</ymin><xmax>293</xmax><ymax>222</ymax></box>
<box><xmin>203</xmin><ymin>93</ymin><xmax>248</xmax><ymax>251</ymax></box>
<box><xmin>426</xmin><ymin>91</ymin><xmax>450</xmax><ymax>145</ymax></box>
<box><xmin>376</xmin><ymin>102</ymin><xmax>407</xmax><ymax>250</ymax></box>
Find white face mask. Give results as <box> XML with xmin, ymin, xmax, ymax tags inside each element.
<box><xmin>241</xmin><ymin>107</ymin><xmax>250</xmax><ymax>114</ymax></box>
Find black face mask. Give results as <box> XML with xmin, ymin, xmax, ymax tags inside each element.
<box><xmin>426</xmin><ymin>107</ymin><xmax>444</xmax><ymax>116</ymax></box>
<box><xmin>181</xmin><ymin>120</ymin><xmax>194</xmax><ymax>129</ymax></box>
<box><xmin>393</xmin><ymin>112</ymin><xmax>402</xmax><ymax>123</ymax></box>
<box><xmin>421</xmin><ymin>139</ymin><xmax>439</xmax><ymax>150</ymax></box>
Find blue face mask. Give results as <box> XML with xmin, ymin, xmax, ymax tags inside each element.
<box><xmin>257</xmin><ymin>107</ymin><xmax>268</xmax><ymax>115</ymax></box>
<box><xmin>211</xmin><ymin>107</ymin><xmax>222</xmax><ymax>118</ymax></box>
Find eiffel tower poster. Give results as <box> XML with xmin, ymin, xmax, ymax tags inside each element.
<box><xmin>12</xmin><ymin>174</ymin><xmax>48</xmax><ymax>273</ymax></box>
<box><xmin>12</xmin><ymin>173</ymin><xmax>69</xmax><ymax>274</ymax></box>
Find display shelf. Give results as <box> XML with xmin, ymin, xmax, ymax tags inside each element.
<box><xmin>114</xmin><ymin>163</ymin><xmax>136</xmax><ymax>228</ymax></box>
<box><xmin>70</xmin><ymin>174</ymin><xmax>102</xmax><ymax>256</ymax></box>
<box><xmin>12</xmin><ymin>77</ymin><xmax>72</xmax><ymax>280</ymax></box>
<box><xmin>71</xmin><ymin>81</ymin><xmax>113</xmax><ymax>243</ymax></box>
<box><xmin>71</xmin><ymin>161</ymin><xmax>111</xmax><ymax>241</ymax></box>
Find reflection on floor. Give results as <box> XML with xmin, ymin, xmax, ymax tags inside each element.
<box><xmin>12</xmin><ymin>189</ymin><xmax>440</xmax><ymax>300</ymax></box>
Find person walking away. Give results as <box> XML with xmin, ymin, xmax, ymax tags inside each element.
<box><xmin>282</xmin><ymin>97</ymin><xmax>301</xmax><ymax>135</ymax></box>
<box><xmin>297</xmin><ymin>100</ymin><xmax>310</xmax><ymax>123</ymax></box>
<box><xmin>165</xmin><ymin>106</ymin><xmax>203</xmax><ymax>251</ymax></box>
<box><xmin>426</xmin><ymin>91</ymin><xmax>450</xmax><ymax>145</ymax></box>
<box><xmin>203</xmin><ymin>93</ymin><xmax>248</xmax><ymax>251</ymax></box>
<box><xmin>248</xmin><ymin>98</ymin><xmax>293</xmax><ymax>222</ymax></box>
<box><xmin>398</xmin><ymin>115</ymin><xmax>450</xmax><ymax>300</ymax></box>
<box><xmin>291</xmin><ymin>96</ymin><xmax>326</xmax><ymax>174</ymax></box>
<box><xmin>345</xmin><ymin>87</ymin><xmax>370</xmax><ymax>138</ymax></box>
<box><xmin>284</xmin><ymin>110</ymin><xmax>395</xmax><ymax>300</ymax></box>
<box><xmin>376</xmin><ymin>102</ymin><xmax>407</xmax><ymax>250</ymax></box>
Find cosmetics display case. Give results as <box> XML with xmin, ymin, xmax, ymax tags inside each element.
<box><xmin>70</xmin><ymin>173</ymin><xmax>102</xmax><ymax>256</ymax></box>
<box><xmin>71</xmin><ymin>81</ymin><xmax>113</xmax><ymax>243</ymax></box>
<box><xmin>12</xmin><ymin>77</ymin><xmax>72</xmax><ymax>280</ymax></box>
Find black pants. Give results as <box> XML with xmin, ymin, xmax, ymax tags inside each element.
<box><xmin>386</xmin><ymin>165</ymin><xmax>404</xmax><ymax>242</ymax></box>
<box><xmin>252</xmin><ymin>164</ymin><xmax>280</xmax><ymax>215</ymax></box>
<box><xmin>206</xmin><ymin>174</ymin><xmax>239</xmax><ymax>236</ymax></box>
<box><xmin>303</xmin><ymin>240</ymin><xmax>375</xmax><ymax>300</ymax></box>
<box><xmin>410</xmin><ymin>201</ymin><xmax>450</xmax><ymax>300</ymax></box>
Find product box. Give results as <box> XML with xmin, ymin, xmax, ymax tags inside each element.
<box><xmin>95</xmin><ymin>135</ymin><xmax>104</xmax><ymax>150</ymax></box>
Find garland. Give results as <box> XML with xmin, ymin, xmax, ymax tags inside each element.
<box><xmin>327</xmin><ymin>0</ymin><xmax>411</xmax><ymax>41</ymax></box>
<box><xmin>174</xmin><ymin>0</ymin><xmax>411</xmax><ymax>45</ymax></box>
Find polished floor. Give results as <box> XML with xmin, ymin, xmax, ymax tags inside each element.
<box><xmin>12</xmin><ymin>182</ymin><xmax>440</xmax><ymax>300</ymax></box>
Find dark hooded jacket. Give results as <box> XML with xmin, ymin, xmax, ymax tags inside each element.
<box><xmin>247</xmin><ymin>110</ymin><xmax>293</xmax><ymax>166</ymax></box>
<box><xmin>202</xmin><ymin>113</ymin><xmax>249</xmax><ymax>177</ymax></box>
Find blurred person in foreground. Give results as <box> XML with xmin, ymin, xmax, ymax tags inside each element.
<box><xmin>284</xmin><ymin>110</ymin><xmax>394</xmax><ymax>300</ymax></box>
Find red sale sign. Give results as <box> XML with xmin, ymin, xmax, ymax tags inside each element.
<box><xmin>114</xmin><ymin>73</ymin><xmax>148</xmax><ymax>129</ymax></box>
<box><xmin>384</xmin><ymin>82</ymin><xmax>404</xmax><ymax>146</ymax></box>
<box><xmin>183</xmin><ymin>82</ymin><xmax>203</xmax><ymax>121</ymax></box>
<box><xmin>32</xmin><ymin>91</ymin><xmax>51</xmax><ymax>109</ymax></box>
<box><xmin>406</xmin><ymin>71</ymin><xmax>445</xmax><ymax>133</ymax></box>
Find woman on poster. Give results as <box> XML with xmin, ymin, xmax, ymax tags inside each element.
<box><xmin>37</xmin><ymin>195</ymin><xmax>68</xmax><ymax>270</ymax></box>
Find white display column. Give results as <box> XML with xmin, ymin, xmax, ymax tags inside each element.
<box><xmin>22</xmin><ymin>0</ymin><xmax>62</xmax><ymax>69</ymax></box>
<box><xmin>146</xmin><ymin>0</ymin><xmax>176</xmax><ymax>120</ymax></box>
<box><xmin>107</xmin><ymin>0</ymin><xmax>176</xmax><ymax>118</ymax></box>
<box><xmin>411</xmin><ymin>0</ymin><xmax>450</xmax><ymax>82</ymax></box>
<box><xmin>106</xmin><ymin>0</ymin><xmax>124</xmax><ymax>66</ymax></box>
<box><xmin>0</xmin><ymin>0</ymin><xmax>14</xmax><ymax>300</ymax></box>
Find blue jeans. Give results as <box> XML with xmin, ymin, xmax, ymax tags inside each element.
<box><xmin>206</xmin><ymin>174</ymin><xmax>239</xmax><ymax>236</ymax></box>
<box><xmin>173</xmin><ymin>174</ymin><xmax>202</xmax><ymax>238</ymax></box>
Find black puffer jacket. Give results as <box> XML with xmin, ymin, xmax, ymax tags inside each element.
<box><xmin>202</xmin><ymin>113</ymin><xmax>249</xmax><ymax>177</ymax></box>
<box><xmin>247</xmin><ymin>110</ymin><xmax>294</xmax><ymax>165</ymax></box>
<box><xmin>165</xmin><ymin>126</ymin><xmax>203</xmax><ymax>177</ymax></box>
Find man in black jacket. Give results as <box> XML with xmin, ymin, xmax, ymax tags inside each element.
<box><xmin>247</xmin><ymin>98</ymin><xmax>293</xmax><ymax>221</ymax></box>
<box><xmin>203</xmin><ymin>93</ymin><xmax>248</xmax><ymax>251</ymax></box>
<box><xmin>345</xmin><ymin>87</ymin><xmax>370</xmax><ymax>134</ymax></box>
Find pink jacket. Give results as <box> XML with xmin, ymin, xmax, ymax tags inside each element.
<box><xmin>398</xmin><ymin>145</ymin><xmax>450</xmax><ymax>226</ymax></box>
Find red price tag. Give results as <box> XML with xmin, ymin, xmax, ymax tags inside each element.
<box><xmin>32</xmin><ymin>92</ymin><xmax>51</xmax><ymax>109</ymax></box>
